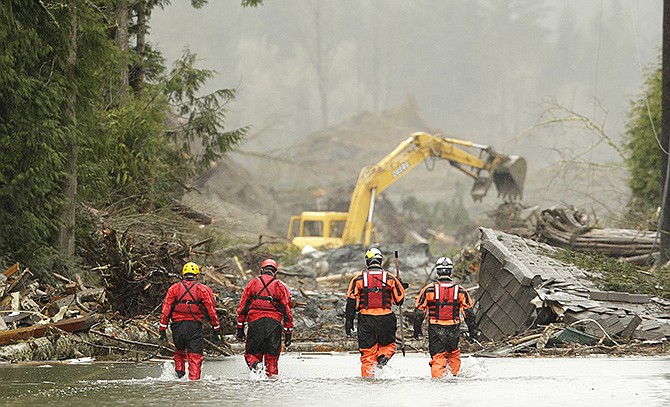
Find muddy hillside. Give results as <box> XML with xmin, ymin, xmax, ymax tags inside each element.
<box><xmin>181</xmin><ymin>97</ymin><xmax>627</xmax><ymax>249</ymax></box>
<box><xmin>181</xmin><ymin>98</ymin><xmax>521</xmax><ymax>244</ymax></box>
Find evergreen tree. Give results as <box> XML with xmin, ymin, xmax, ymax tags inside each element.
<box><xmin>0</xmin><ymin>1</ymin><xmax>71</xmax><ymax>261</ymax></box>
<box><xmin>622</xmin><ymin>61</ymin><xmax>661</xmax><ymax>214</ymax></box>
<box><xmin>0</xmin><ymin>0</ymin><xmax>262</xmax><ymax>269</ymax></box>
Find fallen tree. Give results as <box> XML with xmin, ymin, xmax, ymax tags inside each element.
<box><xmin>534</xmin><ymin>206</ymin><xmax>659</xmax><ymax>264</ymax></box>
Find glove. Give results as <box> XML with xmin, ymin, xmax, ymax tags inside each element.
<box><xmin>413</xmin><ymin>330</ymin><xmax>422</xmax><ymax>340</ymax></box>
<box><xmin>212</xmin><ymin>329</ymin><xmax>222</xmax><ymax>345</ymax></box>
<box><xmin>236</xmin><ymin>327</ymin><xmax>245</xmax><ymax>341</ymax></box>
<box><xmin>159</xmin><ymin>330</ymin><xmax>168</xmax><ymax>342</ymax></box>
<box><xmin>345</xmin><ymin>320</ymin><xmax>354</xmax><ymax>336</ymax></box>
<box><xmin>284</xmin><ymin>332</ymin><xmax>292</xmax><ymax>348</ymax></box>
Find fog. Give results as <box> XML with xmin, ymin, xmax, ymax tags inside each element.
<box><xmin>151</xmin><ymin>0</ymin><xmax>662</xmax><ymax>218</ymax></box>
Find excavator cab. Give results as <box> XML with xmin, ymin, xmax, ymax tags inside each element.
<box><xmin>288</xmin><ymin>132</ymin><xmax>527</xmax><ymax>249</ymax></box>
<box><xmin>287</xmin><ymin>211</ymin><xmax>347</xmax><ymax>249</ymax></box>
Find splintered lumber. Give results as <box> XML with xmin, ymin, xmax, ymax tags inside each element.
<box><xmin>536</xmin><ymin>207</ymin><xmax>658</xmax><ymax>259</ymax></box>
<box><xmin>90</xmin><ymin>328</ymin><xmax>171</xmax><ymax>351</ymax></box>
<box><xmin>202</xmin><ymin>269</ymin><xmax>239</xmax><ymax>290</ymax></box>
<box><xmin>3</xmin><ymin>263</ymin><xmax>20</xmax><ymax>279</ymax></box>
<box><xmin>233</xmin><ymin>256</ymin><xmax>250</xmax><ymax>276</ymax></box>
<box><xmin>0</xmin><ymin>314</ymin><xmax>99</xmax><ymax>346</ymax></box>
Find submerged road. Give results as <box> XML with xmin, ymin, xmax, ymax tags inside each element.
<box><xmin>0</xmin><ymin>353</ymin><xmax>668</xmax><ymax>406</ymax></box>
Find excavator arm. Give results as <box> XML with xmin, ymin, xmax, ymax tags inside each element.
<box><xmin>340</xmin><ymin>132</ymin><xmax>526</xmax><ymax>245</ymax></box>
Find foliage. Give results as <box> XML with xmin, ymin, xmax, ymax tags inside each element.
<box><xmin>163</xmin><ymin>50</ymin><xmax>247</xmax><ymax>171</ymax></box>
<box><xmin>546</xmin><ymin>248</ymin><xmax>669</xmax><ymax>299</ymax></box>
<box><xmin>0</xmin><ymin>1</ymin><xmax>70</xmax><ymax>260</ymax></box>
<box><xmin>0</xmin><ymin>0</ymin><xmax>252</xmax><ymax>268</ymax></box>
<box><xmin>622</xmin><ymin>61</ymin><xmax>662</xmax><ymax>214</ymax></box>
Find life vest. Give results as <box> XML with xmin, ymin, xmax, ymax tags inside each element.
<box><xmin>170</xmin><ymin>280</ymin><xmax>205</xmax><ymax>321</ymax></box>
<box><xmin>359</xmin><ymin>270</ymin><xmax>392</xmax><ymax>309</ymax></box>
<box><xmin>427</xmin><ymin>282</ymin><xmax>460</xmax><ymax>323</ymax></box>
<box><xmin>248</xmin><ymin>275</ymin><xmax>283</xmax><ymax>313</ymax></box>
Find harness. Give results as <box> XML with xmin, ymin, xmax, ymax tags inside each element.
<box><xmin>168</xmin><ymin>280</ymin><xmax>206</xmax><ymax>322</ymax></box>
<box><xmin>252</xmin><ymin>275</ymin><xmax>279</xmax><ymax>304</ymax></box>
<box><xmin>427</xmin><ymin>282</ymin><xmax>460</xmax><ymax>323</ymax></box>
<box><xmin>359</xmin><ymin>270</ymin><xmax>392</xmax><ymax>309</ymax></box>
<box><xmin>241</xmin><ymin>275</ymin><xmax>289</xmax><ymax>320</ymax></box>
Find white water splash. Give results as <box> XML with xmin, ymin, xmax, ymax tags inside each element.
<box><xmin>3</xmin><ymin>354</ymin><xmax>666</xmax><ymax>406</ymax></box>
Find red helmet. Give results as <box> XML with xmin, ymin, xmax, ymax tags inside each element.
<box><xmin>260</xmin><ymin>258</ymin><xmax>278</xmax><ymax>273</ymax></box>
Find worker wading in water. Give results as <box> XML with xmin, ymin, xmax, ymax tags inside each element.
<box><xmin>345</xmin><ymin>248</ymin><xmax>406</xmax><ymax>378</ymax></box>
<box><xmin>413</xmin><ymin>257</ymin><xmax>478</xmax><ymax>378</ymax></box>
<box><xmin>159</xmin><ymin>262</ymin><xmax>222</xmax><ymax>380</ymax></box>
<box><xmin>237</xmin><ymin>259</ymin><xmax>294</xmax><ymax>377</ymax></box>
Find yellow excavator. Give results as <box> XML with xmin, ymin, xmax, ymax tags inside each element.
<box><xmin>287</xmin><ymin>132</ymin><xmax>526</xmax><ymax>249</ymax></box>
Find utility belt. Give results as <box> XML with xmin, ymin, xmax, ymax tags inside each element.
<box><xmin>166</xmin><ymin>280</ymin><xmax>211</xmax><ymax>326</ymax></box>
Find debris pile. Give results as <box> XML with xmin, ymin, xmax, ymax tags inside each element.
<box><xmin>0</xmin><ymin>256</ymin><xmax>232</xmax><ymax>362</ymax></box>
<box><xmin>534</xmin><ymin>206</ymin><xmax>659</xmax><ymax>264</ymax></box>
<box><xmin>2</xmin><ymin>203</ymin><xmax>670</xmax><ymax>362</ymax></box>
<box><xmin>0</xmin><ymin>262</ymin><xmax>105</xmax><ymax>346</ymax></box>
<box><xmin>475</xmin><ymin>227</ymin><xmax>670</xmax><ymax>356</ymax></box>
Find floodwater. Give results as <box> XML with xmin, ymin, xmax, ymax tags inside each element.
<box><xmin>0</xmin><ymin>353</ymin><xmax>668</xmax><ymax>407</ymax></box>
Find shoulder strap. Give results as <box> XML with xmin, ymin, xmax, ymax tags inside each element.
<box><xmin>178</xmin><ymin>280</ymin><xmax>201</xmax><ymax>303</ymax></box>
<box><xmin>167</xmin><ymin>280</ymin><xmax>201</xmax><ymax>321</ymax></box>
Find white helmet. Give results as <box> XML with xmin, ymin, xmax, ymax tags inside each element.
<box><xmin>435</xmin><ymin>256</ymin><xmax>453</xmax><ymax>276</ymax></box>
<box><xmin>365</xmin><ymin>248</ymin><xmax>383</xmax><ymax>267</ymax></box>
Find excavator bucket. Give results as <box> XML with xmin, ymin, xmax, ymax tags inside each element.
<box><xmin>492</xmin><ymin>155</ymin><xmax>526</xmax><ymax>201</ymax></box>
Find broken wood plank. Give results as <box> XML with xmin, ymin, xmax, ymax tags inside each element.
<box><xmin>75</xmin><ymin>274</ymin><xmax>87</xmax><ymax>291</ymax></box>
<box><xmin>0</xmin><ymin>314</ymin><xmax>99</xmax><ymax>346</ymax></box>
<box><xmin>5</xmin><ymin>269</ymin><xmax>33</xmax><ymax>295</ymax></box>
<box><xmin>2</xmin><ymin>262</ymin><xmax>19</xmax><ymax>279</ymax></box>
<box><xmin>52</xmin><ymin>272</ymin><xmax>75</xmax><ymax>285</ymax></box>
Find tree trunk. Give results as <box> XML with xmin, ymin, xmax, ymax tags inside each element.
<box><xmin>130</xmin><ymin>0</ymin><xmax>147</xmax><ymax>95</ymax></box>
<box><xmin>659</xmin><ymin>0</ymin><xmax>670</xmax><ymax>264</ymax></box>
<box><xmin>114</xmin><ymin>0</ymin><xmax>129</xmax><ymax>101</ymax></box>
<box><xmin>57</xmin><ymin>0</ymin><xmax>79</xmax><ymax>258</ymax></box>
<box><xmin>312</xmin><ymin>2</ymin><xmax>328</xmax><ymax>128</ymax></box>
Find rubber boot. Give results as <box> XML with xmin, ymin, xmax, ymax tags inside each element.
<box><xmin>429</xmin><ymin>351</ymin><xmax>447</xmax><ymax>378</ymax></box>
<box><xmin>187</xmin><ymin>352</ymin><xmax>203</xmax><ymax>380</ymax></box>
<box><xmin>377</xmin><ymin>342</ymin><xmax>397</xmax><ymax>366</ymax></box>
<box><xmin>446</xmin><ymin>349</ymin><xmax>461</xmax><ymax>376</ymax></box>
<box><xmin>174</xmin><ymin>349</ymin><xmax>187</xmax><ymax>378</ymax></box>
<box><xmin>244</xmin><ymin>353</ymin><xmax>262</xmax><ymax>370</ymax></box>
<box><xmin>264</xmin><ymin>354</ymin><xmax>279</xmax><ymax>377</ymax></box>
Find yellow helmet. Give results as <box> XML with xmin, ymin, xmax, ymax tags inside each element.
<box><xmin>182</xmin><ymin>262</ymin><xmax>200</xmax><ymax>275</ymax></box>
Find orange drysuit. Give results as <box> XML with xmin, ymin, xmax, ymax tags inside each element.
<box><xmin>414</xmin><ymin>278</ymin><xmax>476</xmax><ymax>377</ymax></box>
<box><xmin>345</xmin><ymin>265</ymin><xmax>405</xmax><ymax>377</ymax></box>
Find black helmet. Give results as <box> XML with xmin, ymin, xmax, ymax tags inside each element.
<box><xmin>435</xmin><ymin>256</ymin><xmax>453</xmax><ymax>277</ymax></box>
<box><xmin>365</xmin><ymin>248</ymin><xmax>383</xmax><ymax>267</ymax></box>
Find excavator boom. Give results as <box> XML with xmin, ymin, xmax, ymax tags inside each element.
<box><xmin>287</xmin><ymin>132</ymin><xmax>527</xmax><ymax>249</ymax></box>
<box><xmin>408</xmin><ymin>132</ymin><xmax>526</xmax><ymax>201</ymax></box>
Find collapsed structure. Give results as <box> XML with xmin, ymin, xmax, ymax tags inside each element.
<box><xmin>476</xmin><ymin>227</ymin><xmax>670</xmax><ymax>343</ymax></box>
